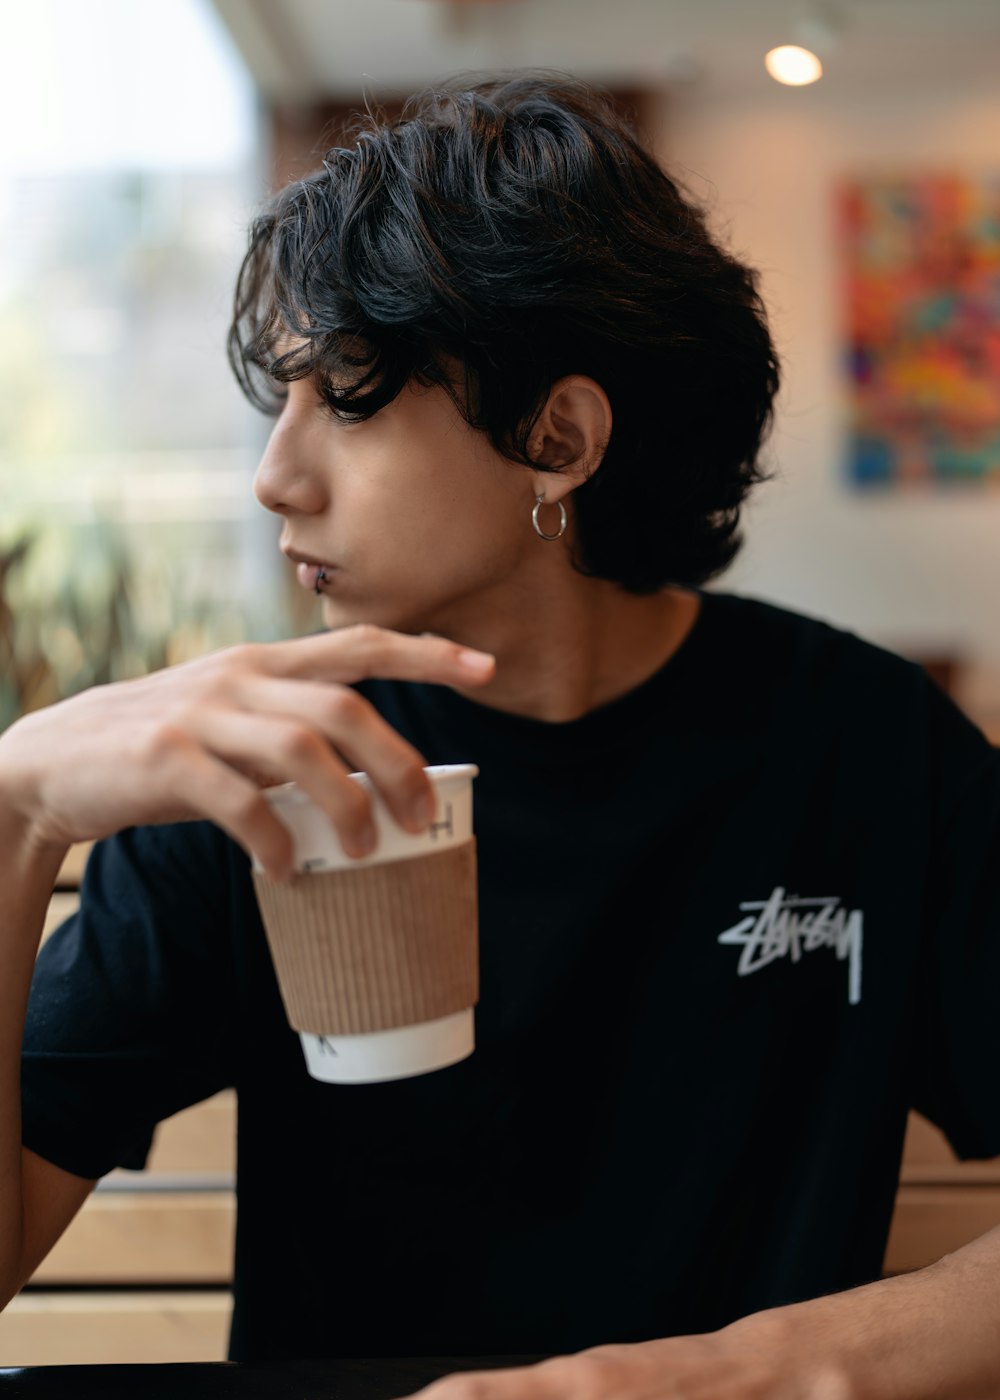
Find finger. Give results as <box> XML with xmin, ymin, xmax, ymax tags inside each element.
<box><xmin>182</xmin><ymin>706</ymin><xmax>378</xmax><ymax>860</ymax></box>
<box><xmin>157</xmin><ymin>731</ymin><xmax>298</xmax><ymax>880</ymax></box>
<box><xmin>248</xmin><ymin>624</ymin><xmax>496</xmax><ymax>687</ymax></box>
<box><xmin>227</xmin><ymin>675</ymin><xmax>435</xmax><ymax>835</ymax></box>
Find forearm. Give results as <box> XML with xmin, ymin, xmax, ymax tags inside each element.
<box><xmin>0</xmin><ymin>791</ymin><xmax>69</xmax><ymax>1305</ymax></box>
<box><xmin>749</xmin><ymin>1226</ymin><xmax>1000</xmax><ymax>1400</ymax></box>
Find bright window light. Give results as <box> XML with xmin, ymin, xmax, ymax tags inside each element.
<box><xmin>765</xmin><ymin>44</ymin><xmax>824</xmax><ymax>86</ymax></box>
<box><xmin>0</xmin><ymin>0</ymin><xmax>253</xmax><ymax>174</ymax></box>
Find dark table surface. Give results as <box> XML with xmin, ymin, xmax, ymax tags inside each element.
<box><xmin>0</xmin><ymin>1356</ymin><xmax>549</xmax><ymax>1399</ymax></box>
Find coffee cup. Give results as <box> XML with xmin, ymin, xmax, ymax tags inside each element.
<box><xmin>250</xmin><ymin>764</ymin><xmax>479</xmax><ymax>1084</ymax></box>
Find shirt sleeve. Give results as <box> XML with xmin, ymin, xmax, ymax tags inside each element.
<box><xmin>911</xmin><ymin>679</ymin><xmax>1000</xmax><ymax>1161</ymax></box>
<box><xmin>21</xmin><ymin>820</ymin><xmax>237</xmax><ymax>1180</ymax></box>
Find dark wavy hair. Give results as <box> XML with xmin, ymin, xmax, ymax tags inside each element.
<box><xmin>227</xmin><ymin>70</ymin><xmax>780</xmax><ymax>592</ymax></box>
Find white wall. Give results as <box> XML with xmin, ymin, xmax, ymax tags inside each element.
<box><xmin>657</xmin><ymin>82</ymin><xmax>1000</xmax><ymax>680</ymax></box>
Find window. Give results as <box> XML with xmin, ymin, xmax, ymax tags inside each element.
<box><xmin>0</xmin><ymin>0</ymin><xmax>280</xmax><ymax>727</ymax></box>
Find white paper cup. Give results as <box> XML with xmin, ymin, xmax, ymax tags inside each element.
<box><xmin>251</xmin><ymin>764</ymin><xmax>479</xmax><ymax>1084</ymax></box>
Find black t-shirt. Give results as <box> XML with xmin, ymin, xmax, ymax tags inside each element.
<box><xmin>21</xmin><ymin>587</ymin><xmax>1000</xmax><ymax>1361</ymax></box>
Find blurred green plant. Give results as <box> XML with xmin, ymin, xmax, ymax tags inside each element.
<box><xmin>0</xmin><ymin>518</ymin><xmax>300</xmax><ymax>734</ymax></box>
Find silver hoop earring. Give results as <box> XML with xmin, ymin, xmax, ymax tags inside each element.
<box><xmin>532</xmin><ymin>494</ymin><xmax>567</xmax><ymax>542</ymax></box>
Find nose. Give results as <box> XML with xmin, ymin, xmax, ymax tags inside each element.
<box><xmin>253</xmin><ymin>395</ymin><xmax>330</xmax><ymax>518</ymax></box>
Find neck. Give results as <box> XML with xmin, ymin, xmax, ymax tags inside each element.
<box><xmin>425</xmin><ymin>574</ymin><xmax>702</xmax><ymax>724</ymax></box>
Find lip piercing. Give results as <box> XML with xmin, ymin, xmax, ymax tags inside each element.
<box><xmin>314</xmin><ymin>568</ymin><xmax>328</xmax><ymax>596</ymax></box>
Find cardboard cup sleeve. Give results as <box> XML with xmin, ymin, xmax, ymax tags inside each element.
<box><xmin>251</xmin><ymin>837</ymin><xmax>478</xmax><ymax>1036</ymax></box>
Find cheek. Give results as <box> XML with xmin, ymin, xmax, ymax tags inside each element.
<box><xmin>439</xmin><ymin>478</ymin><xmax>526</xmax><ymax>573</ymax></box>
<box><xmin>384</xmin><ymin>500</ymin><xmax>520</xmax><ymax>583</ymax></box>
<box><xmin>379</xmin><ymin>454</ymin><xmax>525</xmax><ymax>559</ymax></box>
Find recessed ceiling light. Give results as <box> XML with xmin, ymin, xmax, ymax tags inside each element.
<box><xmin>765</xmin><ymin>44</ymin><xmax>824</xmax><ymax>85</ymax></box>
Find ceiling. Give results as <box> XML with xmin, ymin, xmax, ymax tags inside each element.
<box><xmin>209</xmin><ymin>0</ymin><xmax>1000</xmax><ymax>105</ymax></box>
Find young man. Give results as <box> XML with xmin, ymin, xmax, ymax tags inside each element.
<box><xmin>2</xmin><ymin>72</ymin><xmax>999</xmax><ymax>1398</ymax></box>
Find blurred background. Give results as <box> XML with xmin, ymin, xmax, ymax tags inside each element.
<box><xmin>2</xmin><ymin>0</ymin><xmax>1000</xmax><ymax>1366</ymax></box>
<box><xmin>3</xmin><ymin>0</ymin><xmax>1000</xmax><ymax>738</ymax></box>
<box><xmin>1</xmin><ymin>0</ymin><xmax>999</xmax><ymax>734</ymax></box>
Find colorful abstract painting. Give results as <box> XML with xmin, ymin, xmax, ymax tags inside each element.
<box><xmin>838</xmin><ymin>175</ymin><xmax>1000</xmax><ymax>487</ymax></box>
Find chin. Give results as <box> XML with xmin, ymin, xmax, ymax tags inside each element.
<box><xmin>321</xmin><ymin>596</ymin><xmax>424</xmax><ymax>637</ymax></box>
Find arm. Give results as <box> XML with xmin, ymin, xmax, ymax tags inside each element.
<box><xmin>396</xmin><ymin>1230</ymin><xmax>1000</xmax><ymax>1399</ymax></box>
<box><xmin>0</xmin><ymin>626</ymin><xmax>495</xmax><ymax>1306</ymax></box>
<box><xmin>761</xmin><ymin>1225</ymin><xmax>1000</xmax><ymax>1400</ymax></box>
<box><xmin>0</xmin><ymin>804</ymin><xmax>96</xmax><ymax>1309</ymax></box>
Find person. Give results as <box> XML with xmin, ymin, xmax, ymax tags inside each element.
<box><xmin>1</xmin><ymin>70</ymin><xmax>998</xmax><ymax>1399</ymax></box>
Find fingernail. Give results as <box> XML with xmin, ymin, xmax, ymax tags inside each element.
<box><xmin>350</xmin><ymin>822</ymin><xmax>378</xmax><ymax>858</ymax></box>
<box><xmin>458</xmin><ymin>649</ymin><xmax>495</xmax><ymax>674</ymax></box>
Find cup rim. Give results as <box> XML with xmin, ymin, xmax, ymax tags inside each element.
<box><xmin>261</xmin><ymin>763</ymin><xmax>479</xmax><ymax>809</ymax></box>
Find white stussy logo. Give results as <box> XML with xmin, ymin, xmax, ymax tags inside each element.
<box><xmin>717</xmin><ymin>886</ymin><xmax>864</xmax><ymax>1006</ymax></box>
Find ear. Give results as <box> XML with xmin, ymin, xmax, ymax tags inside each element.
<box><xmin>527</xmin><ymin>375</ymin><xmax>612</xmax><ymax>506</ymax></box>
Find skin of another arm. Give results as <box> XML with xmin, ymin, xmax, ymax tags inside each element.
<box><xmin>397</xmin><ymin>1228</ymin><xmax>1000</xmax><ymax>1400</ymax></box>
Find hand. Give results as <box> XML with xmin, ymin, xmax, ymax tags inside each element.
<box><xmin>400</xmin><ymin>1318</ymin><xmax>855</xmax><ymax>1400</ymax></box>
<box><xmin>0</xmin><ymin>624</ymin><xmax>496</xmax><ymax>879</ymax></box>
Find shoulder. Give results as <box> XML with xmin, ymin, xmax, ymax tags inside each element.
<box><xmin>706</xmin><ymin>587</ymin><xmax>996</xmax><ymax>801</ymax></box>
<box><xmin>80</xmin><ymin>818</ymin><xmax>240</xmax><ymax>921</ymax></box>
<box><xmin>703</xmin><ymin>586</ymin><xmax>927</xmax><ymax>709</ymax></box>
<box><xmin>706</xmin><ymin>586</ymin><xmax>914</xmax><ymax>671</ymax></box>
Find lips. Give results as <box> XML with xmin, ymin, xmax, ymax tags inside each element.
<box><xmin>296</xmin><ymin>562</ymin><xmax>334</xmax><ymax>592</ymax></box>
<box><xmin>282</xmin><ymin>546</ymin><xmax>337</xmax><ymax>593</ymax></box>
